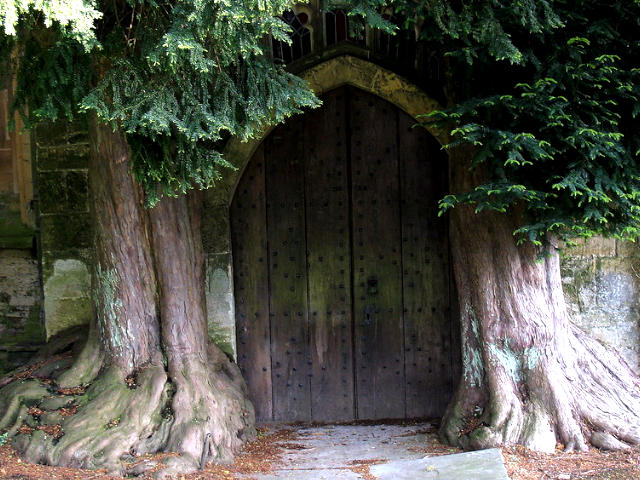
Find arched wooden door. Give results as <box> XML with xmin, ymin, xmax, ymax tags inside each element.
<box><xmin>231</xmin><ymin>86</ymin><xmax>457</xmax><ymax>422</ymax></box>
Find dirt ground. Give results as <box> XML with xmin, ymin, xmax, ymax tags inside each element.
<box><xmin>1</xmin><ymin>424</ymin><xmax>639</xmax><ymax>480</ymax></box>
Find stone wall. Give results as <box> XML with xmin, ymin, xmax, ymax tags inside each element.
<box><xmin>0</xmin><ymin>198</ymin><xmax>43</xmax><ymax>373</ymax></box>
<box><xmin>561</xmin><ymin>237</ymin><xmax>640</xmax><ymax>374</ymax></box>
<box><xmin>202</xmin><ymin>193</ymin><xmax>237</xmax><ymax>359</ymax></box>
<box><xmin>0</xmin><ymin>84</ymin><xmax>44</xmax><ymax>375</ymax></box>
<box><xmin>35</xmin><ymin>119</ymin><xmax>93</xmax><ymax>339</ymax></box>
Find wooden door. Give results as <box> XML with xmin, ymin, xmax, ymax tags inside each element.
<box><xmin>231</xmin><ymin>86</ymin><xmax>457</xmax><ymax>422</ymax></box>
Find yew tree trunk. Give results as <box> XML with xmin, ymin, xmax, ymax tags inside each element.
<box><xmin>148</xmin><ymin>192</ymin><xmax>253</xmax><ymax>473</ymax></box>
<box><xmin>440</xmin><ymin>145</ymin><xmax>640</xmax><ymax>452</ymax></box>
<box><xmin>0</xmin><ymin>118</ymin><xmax>254</xmax><ymax>477</ymax></box>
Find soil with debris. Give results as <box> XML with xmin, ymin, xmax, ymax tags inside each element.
<box><xmin>503</xmin><ymin>444</ymin><xmax>640</xmax><ymax>480</ymax></box>
<box><xmin>1</xmin><ymin>424</ymin><xmax>639</xmax><ymax>479</ymax></box>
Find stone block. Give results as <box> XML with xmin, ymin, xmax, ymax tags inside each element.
<box><xmin>40</xmin><ymin>213</ymin><xmax>91</xmax><ymax>250</ymax></box>
<box><xmin>202</xmin><ymin>203</ymin><xmax>231</xmax><ymax>253</ymax></box>
<box><xmin>44</xmin><ymin>296</ymin><xmax>92</xmax><ymax>338</ymax></box>
<box><xmin>35</xmin><ymin>117</ymin><xmax>88</xmax><ymax>147</ymax></box>
<box><xmin>370</xmin><ymin>448</ymin><xmax>510</xmax><ymax>480</ymax></box>
<box><xmin>568</xmin><ymin>236</ymin><xmax>617</xmax><ymax>258</ymax></box>
<box><xmin>205</xmin><ymin>253</ymin><xmax>236</xmax><ymax>357</ymax></box>
<box><xmin>0</xmin><ymin>250</ymin><xmax>44</xmax><ymax>348</ymax></box>
<box><xmin>615</xmin><ymin>240</ymin><xmax>640</xmax><ymax>258</ymax></box>
<box><xmin>561</xmin><ymin>254</ymin><xmax>640</xmax><ymax>373</ymax></box>
<box><xmin>37</xmin><ymin>145</ymin><xmax>89</xmax><ymax>170</ymax></box>
<box><xmin>38</xmin><ymin>171</ymin><xmax>89</xmax><ymax>214</ymax></box>
<box><xmin>43</xmin><ymin>259</ymin><xmax>91</xmax><ymax>338</ymax></box>
<box><xmin>204</xmin><ymin>181</ymin><xmax>234</xmax><ymax>207</ymax></box>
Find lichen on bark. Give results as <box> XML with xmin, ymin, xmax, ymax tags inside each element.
<box><xmin>93</xmin><ymin>263</ymin><xmax>124</xmax><ymax>351</ymax></box>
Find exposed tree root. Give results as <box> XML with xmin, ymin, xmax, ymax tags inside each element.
<box><xmin>0</xmin><ymin>332</ymin><xmax>255</xmax><ymax>478</ymax></box>
<box><xmin>441</xmin><ymin>321</ymin><xmax>640</xmax><ymax>453</ymax></box>
<box><xmin>440</xmin><ymin>174</ymin><xmax>640</xmax><ymax>453</ymax></box>
<box><xmin>440</xmin><ymin>145</ymin><xmax>640</xmax><ymax>454</ymax></box>
<box><xmin>158</xmin><ymin>348</ymin><xmax>254</xmax><ymax>477</ymax></box>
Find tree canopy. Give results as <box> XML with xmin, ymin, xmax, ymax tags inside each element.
<box><xmin>1</xmin><ymin>0</ymin><xmax>325</xmax><ymax>204</ymax></box>
<box><xmin>402</xmin><ymin>0</ymin><xmax>640</xmax><ymax>244</ymax></box>
<box><xmin>2</xmin><ymin>0</ymin><xmax>640</xmax><ymax>232</ymax></box>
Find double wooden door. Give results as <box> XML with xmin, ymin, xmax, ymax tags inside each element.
<box><xmin>231</xmin><ymin>86</ymin><xmax>457</xmax><ymax>422</ymax></box>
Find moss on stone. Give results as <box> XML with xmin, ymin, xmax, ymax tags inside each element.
<box><xmin>37</xmin><ymin>145</ymin><xmax>89</xmax><ymax>170</ymax></box>
<box><xmin>40</xmin><ymin>214</ymin><xmax>91</xmax><ymax>251</ymax></box>
<box><xmin>2</xmin><ymin>305</ymin><xmax>46</xmax><ymax>346</ymax></box>
<box><xmin>208</xmin><ymin>323</ymin><xmax>235</xmax><ymax>359</ymax></box>
<box><xmin>38</xmin><ymin>171</ymin><xmax>89</xmax><ymax>215</ymax></box>
<box><xmin>34</xmin><ymin>117</ymin><xmax>89</xmax><ymax>148</ymax></box>
<box><xmin>43</xmin><ymin>259</ymin><xmax>91</xmax><ymax>338</ymax></box>
<box><xmin>201</xmin><ymin>204</ymin><xmax>231</xmax><ymax>253</ymax></box>
<box><xmin>0</xmin><ymin>193</ymin><xmax>35</xmax><ymax>250</ymax></box>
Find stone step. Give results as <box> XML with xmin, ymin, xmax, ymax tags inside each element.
<box><xmin>370</xmin><ymin>448</ymin><xmax>510</xmax><ymax>480</ymax></box>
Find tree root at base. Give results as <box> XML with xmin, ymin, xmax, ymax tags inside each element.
<box><xmin>0</xmin><ymin>333</ymin><xmax>255</xmax><ymax>478</ymax></box>
<box><xmin>440</xmin><ymin>324</ymin><xmax>640</xmax><ymax>454</ymax></box>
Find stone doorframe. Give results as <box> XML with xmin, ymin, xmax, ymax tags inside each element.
<box><xmin>201</xmin><ymin>54</ymin><xmax>448</xmax><ymax>359</ymax></box>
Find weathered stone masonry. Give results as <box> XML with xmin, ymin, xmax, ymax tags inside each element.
<box><xmin>562</xmin><ymin>238</ymin><xmax>640</xmax><ymax>373</ymax></box>
<box><xmin>35</xmin><ymin>119</ymin><xmax>93</xmax><ymax>341</ymax></box>
<box><xmin>0</xmin><ymin>83</ymin><xmax>43</xmax><ymax>373</ymax></box>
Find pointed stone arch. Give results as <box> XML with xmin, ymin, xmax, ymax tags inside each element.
<box><xmin>201</xmin><ymin>55</ymin><xmax>450</xmax><ymax>370</ymax></box>
<box><xmin>216</xmin><ymin>54</ymin><xmax>448</xmax><ymax>206</ymax></box>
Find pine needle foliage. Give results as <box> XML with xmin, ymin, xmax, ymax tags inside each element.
<box><xmin>392</xmin><ymin>0</ymin><xmax>640</xmax><ymax>244</ymax></box>
<box><xmin>1</xmin><ymin>0</ymin><xmax>327</xmax><ymax>204</ymax></box>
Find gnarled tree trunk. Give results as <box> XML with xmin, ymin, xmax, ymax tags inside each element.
<box><xmin>148</xmin><ymin>192</ymin><xmax>253</xmax><ymax>473</ymax></box>
<box><xmin>440</xmin><ymin>145</ymin><xmax>640</xmax><ymax>453</ymax></box>
<box><xmin>0</xmin><ymin>117</ymin><xmax>254</xmax><ymax>477</ymax></box>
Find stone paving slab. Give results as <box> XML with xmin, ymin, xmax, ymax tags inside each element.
<box><xmin>370</xmin><ymin>448</ymin><xmax>510</xmax><ymax>480</ymax></box>
<box><xmin>248</xmin><ymin>468</ymin><xmax>363</xmax><ymax>479</ymax></box>
<box><xmin>242</xmin><ymin>423</ymin><xmax>510</xmax><ymax>480</ymax></box>
<box><xmin>278</xmin><ymin>424</ymin><xmax>434</xmax><ymax>469</ymax></box>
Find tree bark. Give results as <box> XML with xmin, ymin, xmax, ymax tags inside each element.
<box><xmin>148</xmin><ymin>192</ymin><xmax>254</xmax><ymax>474</ymax></box>
<box><xmin>0</xmin><ymin>118</ymin><xmax>254</xmax><ymax>477</ymax></box>
<box><xmin>89</xmin><ymin>115</ymin><xmax>161</xmax><ymax>371</ymax></box>
<box><xmin>440</xmin><ymin>145</ymin><xmax>640</xmax><ymax>452</ymax></box>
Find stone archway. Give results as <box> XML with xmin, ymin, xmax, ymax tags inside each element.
<box><xmin>201</xmin><ymin>55</ymin><xmax>457</xmax><ymax>422</ymax></box>
<box><xmin>229</xmin><ymin>85</ymin><xmax>458</xmax><ymax>422</ymax></box>
<box><xmin>218</xmin><ymin>55</ymin><xmax>449</xmax><ymax>203</ymax></box>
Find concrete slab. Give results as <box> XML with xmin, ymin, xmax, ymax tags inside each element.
<box><xmin>370</xmin><ymin>448</ymin><xmax>510</xmax><ymax>480</ymax></box>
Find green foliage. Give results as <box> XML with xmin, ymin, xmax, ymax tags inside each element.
<box><xmin>327</xmin><ymin>0</ymin><xmax>395</xmax><ymax>35</ymax></box>
<box><xmin>2</xmin><ymin>0</ymin><xmax>323</xmax><ymax>204</ymax></box>
<box><xmin>1</xmin><ymin>0</ymin><xmax>100</xmax><ymax>46</ymax></box>
<box><xmin>408</xmin><ymin>0</ymin><xmax>640</xmax><ymax>244</ymax></box>
<box><xmin>2</xmin><ymin>0</ymin><xmax>397</xmax><ymax>204</ymax></box>
<box><xmin>393</xmin><ymin>0</ymin><xmax>563</xmax><ymax>65</ymax></box>
<box><xmin>0</xmin><ymin>431</ymin><xmax>8</xmax><ymax>446</ymax></box>
<box><xmin>5</xmin><ymin>0</ymin><xmax>639</xmax><ymax>245</ymax></box>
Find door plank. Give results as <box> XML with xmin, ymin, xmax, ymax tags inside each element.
<box><xmin>230</xmin><ymin>145</ymin><xmax>272</xmax><ymax>421</ymax></box>
<box><xmin>265</xmin><ymin>121</ymin><xmax>312</xmax><ymax>421</ymax></box>
<box><xmin>350</xmin><ymin>88</ymin><xmax>406</xmax><ymax>419</ymax></box>
<box><xmin>232</xmin><ymin>87</ymin><xmax>458</xmax><ymax>423</ymax></box>
<box><xmin>304</xmin><ymin>88</ymin><xmax>355</xmax><ymax>421</ymax></box>
<box><xmin>399</xmin><ymin>113</ymin><xmax>453</xmax><ymax>418</ymax></box>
